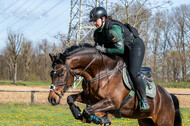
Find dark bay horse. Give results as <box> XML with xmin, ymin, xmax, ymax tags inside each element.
<box><xmin>48</xmin><ymin>44</ymin><xmax>181</xmax><ymax>126</ymax></box>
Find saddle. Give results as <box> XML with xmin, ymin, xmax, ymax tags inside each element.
<box><xmin>140</xmin><ymin>67</ymin><xmax>154</xmax><ymax>82</ymax></box>
<box><xmin>122</xmin><ymin>65</ymin><xmax>156</xmax><ymax>99</ymax></box>
<box><xmin>110</xmin><ymin>65</ymin><xmax>157</xmax><ymax>118</ymax></box>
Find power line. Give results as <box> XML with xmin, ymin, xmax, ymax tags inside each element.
<box><xmin>0</xmin><ymin>0</ymin><xmax>20</xmax><ymax>15</ymax></box>
<box><xmin>0</xmin><ymin>0</ymin><xmax>33</xmax><ymax>35</ymax></box>
<box><xmin>47</xmin><ymin>18</ymin><xmax>71</xmax><ymax>35</ymax></box>
<box><xmin>39</xmin><ymin>0</ymin><xmax>63</xmax><ymax>18</ymax></box>
<box><xmin>0</xmin><ymin>0</ymin><xmax>30</xmax><ymax>24</ymax></box>
<box><xmin>12</xmin><ymin>0</ymin><xmax>49</xmax><ymax>31</ymax></box>
<box><xmin>7</xmin><ymin>0</ymin><xmax>47</xmax><ymax>28</ymax></box>
<box><xmin>39</xmin><ymin>18</ymin><xmax>70</xmax><ymax>41</ymax></box>
<box><xmin>0</xmin><ymin>0</ymin><xmax>21</xmax><ymax>23</ymax></box>
<box><xmin>20</xmin><ymin>0</ymin><xmax>64</xmax><ymax>32</ymax></box>
<box><xmin>28</xmin><ymin>7</ymin><xmax>70</xmax><ymax>38</ymax></box>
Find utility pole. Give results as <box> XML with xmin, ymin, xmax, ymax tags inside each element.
<box><xmin>76</xmin><ymin>0</ymin><xmax>82</xmax><ymax>45</ymax></box>
<box><xmin>67</xmin><ymin>0</ymin><xmax>73</xmax><ymax>44</ymax></box>
<box><xmin>67</xmin><ymin>0</ymin><xmax>108</xmax><ymax>45</ymax></box>
<box><xmin>67</xmin><ymin>0</ymin><xmax>79</xmax><ymax>45</ymax></box>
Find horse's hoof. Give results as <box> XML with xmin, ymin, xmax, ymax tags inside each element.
<box><xmin>82</xmin><ymin>117</ymin><xmax>86</xmax><ymax>123</ymax></box>
<box><xmin>101</xmin><ymin>115</ymin><xmax>111</xmax><ymax>126</ymax></box>
<box><xmin>101</xmin><ymin>122</ymin><xmax>111</xmax><ymax>126</ymax></box>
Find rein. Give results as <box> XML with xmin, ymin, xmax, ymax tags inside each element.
<box><xmin>85</xmin><ymin>65</ymin><xmax>124</xmax><ymax>84</ymax></box>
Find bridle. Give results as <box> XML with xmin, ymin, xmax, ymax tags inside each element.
<box><xmin>50</xmin><ymin>60</ymin><xmax>71</xmax><ymax>99</ymax></box>
<box><xmin>50</xmin><ymin>55</ymin><xmax>97</xmax><ymax>102</ymax></box>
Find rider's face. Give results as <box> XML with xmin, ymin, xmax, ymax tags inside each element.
<box><xmin>93</xmin><ymin>18</ymin><xmax>105</xmax><ymax>29</ymax></box>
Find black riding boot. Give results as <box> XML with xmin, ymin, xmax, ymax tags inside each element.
<box><xmin>134</xmin><ymin>74</ymin><xmax>150</xmax><ymax>111</ymax></box>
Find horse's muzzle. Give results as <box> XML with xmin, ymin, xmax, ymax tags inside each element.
<box><xmin>48</xmin><ymin>97</ymin><xmax>60</xmax><ymax>106</ymax></box>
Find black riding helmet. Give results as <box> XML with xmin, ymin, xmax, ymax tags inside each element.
<box><xmin>89</xmin><ymin>7</ymin><xmax>107</xmax><ymax>22</ymax></box>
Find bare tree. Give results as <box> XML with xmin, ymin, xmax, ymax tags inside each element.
<box><xmin>171</xmin><ymin>5</ymin><xmax>189</xmax><ymax>81</ymax></box>
<box><xmin>38</xmin><ymin>39</ymin><xmax>51</xmax><ymax>81</ymax></box>
<box><xmin>54</xmin><ymin>33</ymin><xmax>69</xmax><ymax>52</ymax></box>
<box><xmin>112</xmin><ymin>0</ymin><xmax>171</xmax><ymax>29</ymax></box>
<box><xmin>148</xmin><ymin>12</ymin><xmax>163</xmax><ymax>80</ymax></box>
<box><xmin>159</xmin><ymin>10</ymin><xmax>172</xmax><ymax>82</ymax></box>
<box><xmin>6</xmin><ymin>31</ymin><xmax>25</xmax><ymax>84</ymax></box>
<box><xmin>20</xmin><ymin>41</ymin><xmax>32</xmax><ymax>80</ymax></box>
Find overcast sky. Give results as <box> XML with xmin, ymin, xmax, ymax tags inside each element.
<box><xmin>0</xmin><ymin>0</ymin><xmax>189</xmax><ymax>52</ymax></box>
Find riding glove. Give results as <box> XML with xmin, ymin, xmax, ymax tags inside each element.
<box><xmin>96</xmin><ymin>44</ymin><xmax>107</xmax><ymax>53</ymax></box>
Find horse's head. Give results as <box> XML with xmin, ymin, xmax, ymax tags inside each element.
<box><xmin>48</xmin><ymin>53</ymin><xmax>75</xmax><ymax>106</ymax></box>
<box><xmin>48</xmin><ymin>44</ymin><xmax>95</xmax><ymax>105</ymax></box>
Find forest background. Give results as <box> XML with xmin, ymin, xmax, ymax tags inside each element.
<box><xmin>0</xmin><ymin>0</ymin><xmax>189</xmax><ymax>84</ymax></box>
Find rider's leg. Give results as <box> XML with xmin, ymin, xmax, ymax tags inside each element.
<box><xmin>127</xmin><ymin>37</ymin><xmax>149</xmax><ymax>111</ymax></box>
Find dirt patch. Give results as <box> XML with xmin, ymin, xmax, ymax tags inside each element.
<box><xmin>0</xmin><ymin>85</ymin><xmax>189</xmax><ymax>107</ymax></box>
<box><xmin>165</xmin><ymin>88</ymin><xmax>190</xmax><ymax>108</ymax></box>
<box><xmin>0</xmin><ymin>85</ymin><xmax>80</xmax><ymax>105</ymax></box>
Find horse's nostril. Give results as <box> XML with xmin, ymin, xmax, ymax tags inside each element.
<box><xmin>50</xmin><ymin>98</ymin><xmax>57</xmax><ymax>106</ymax></box>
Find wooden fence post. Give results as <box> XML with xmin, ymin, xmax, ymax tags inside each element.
<box><xmin>31</xmin><ymin>91</ymin><xmax>35</xmax><ymax>104</ymax></box>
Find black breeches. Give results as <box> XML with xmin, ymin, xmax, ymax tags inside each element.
<box><xmin>125</xmin><ymin>37</ymin><xmax>146</xmax><ymax>99</ymax></box>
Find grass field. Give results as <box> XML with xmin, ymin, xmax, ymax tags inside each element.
<box><xmin>0</xmin><ymin>103</ymin><xmax>189</xmax><ymax>126</ymax></box>
<box><xmin>0</xmin><ymin>81</ymin><xmax>49</xmax><ymax>86</ymax></box>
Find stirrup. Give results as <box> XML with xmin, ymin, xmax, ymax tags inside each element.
<box><xmin>139</xmin><ymin>98</ymin><xmax>150</xmax><ymax>111</ymax></box>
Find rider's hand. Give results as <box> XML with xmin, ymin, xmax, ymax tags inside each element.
<box><xmin>95</xmin><ymin>44</ymin><xmax>107</xmax><ymax>53</ymax></box>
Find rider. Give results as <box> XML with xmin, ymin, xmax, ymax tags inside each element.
<box><xmin>89</xmin><ymin>7</ymin><xmax>150</xmax><ymax>111</ymax></box>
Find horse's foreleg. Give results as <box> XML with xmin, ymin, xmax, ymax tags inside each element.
<box><xmin>67</xmin><ymin>91</ymin><xmax>89</xmax><ymax>120</ymax></box>
<box><xmin>82</xmin><ymin>98</ymin><xmax>115</xmax><ymax>125</ymax></box>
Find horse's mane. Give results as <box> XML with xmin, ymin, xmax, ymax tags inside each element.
<box><xmin>54</xmin><ymin>43</ymin><xmax>117</xmax><ymax>64</ymax></box>
<box><xmin>63</xmin><ymin>43</ymin><xmax>95</xmax><ymax>57</ymax></box>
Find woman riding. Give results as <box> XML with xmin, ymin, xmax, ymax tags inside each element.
<box><xmin>89</xmin><ymin>7</ymin><xmax>149</xmax><ymax>111</ymax></box>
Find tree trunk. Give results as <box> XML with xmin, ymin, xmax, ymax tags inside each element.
<box><xmin>14</xmin><ymin>63</ymin><xmax>17</xmax><ymax>84</ymax></box>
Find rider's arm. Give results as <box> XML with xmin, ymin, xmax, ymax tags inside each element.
<box><xmin>106</xmin><ymin>25</ymin><xmax>124</xmax><ymax>55</ymax></box>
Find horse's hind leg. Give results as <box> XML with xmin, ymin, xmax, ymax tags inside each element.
<box><xmin>138</xmin><ymin>118</ymin><xmax>155</xmax><ymax>126</ymax></box>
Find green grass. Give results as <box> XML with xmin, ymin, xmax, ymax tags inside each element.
<box><xmin>0</xmin><ymin>80</ymin><xmax>50</xmax><ymax>86</ymax></box>
<box><xmin>157</xmin><ymin>82</ymin><xmax>190</xmax><ymax>88</ymax></box>
<box><xmin>0</xmin><ymin>103</ymin><xmax>189</xmax><ymax>126</ymax></box>
<box><xmin>0</xmin><ymin>103</ymin><xmax>138</xmax><ymax>126</ymax></box>
<box><xmin>181</xmin><ymin>108</ymin><xmax>190</xmax><ymax>125</ymax></box>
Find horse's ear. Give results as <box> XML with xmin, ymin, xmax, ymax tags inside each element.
<box><xmin>49</xmin><ymin>53</ymin><xmax>55</xmax><ymax>62</ymax></box>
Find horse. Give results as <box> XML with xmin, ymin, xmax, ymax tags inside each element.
<box><xmin>48</xmin><ymin>44</ymin><xmax>181</xmax><ymax>126</ymax></box>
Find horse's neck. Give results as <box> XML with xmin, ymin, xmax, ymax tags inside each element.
<box><xmin>68</xmin><ymin>52</ymin><xmax>123</xmax><ymax>78</ymax></box>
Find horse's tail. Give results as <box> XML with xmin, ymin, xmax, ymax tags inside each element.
<box><xmin>170</xmin><ymin>93</ymin><xmax>182</xmax><ymax>126</ymax></box>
